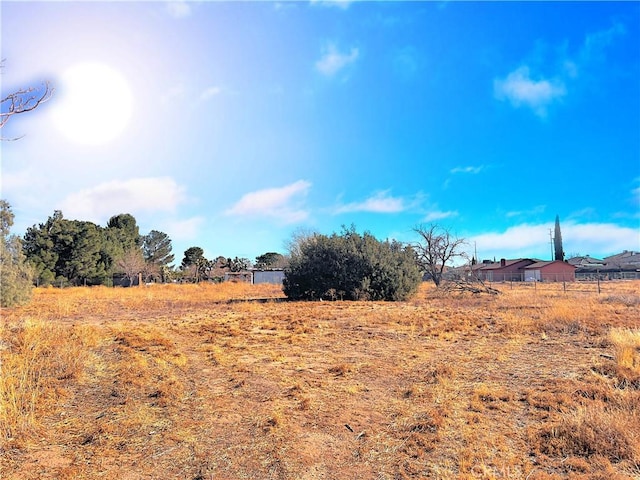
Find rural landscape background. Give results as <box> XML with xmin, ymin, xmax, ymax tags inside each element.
<box><xmin>2</xmin><ymin>1</ymin><xmax>639</xmax><ymax>262</ymax></box>
<box><xmin>1</xmin><ymin>281</ymin><xmax>639</xmax><ymax>479</ymax></box>
<box><xmin>2</xmin><ymin>2</ymin><xmax>639</xmax><ymax>478</ymax></box>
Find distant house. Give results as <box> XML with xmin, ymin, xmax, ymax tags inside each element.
<box><xmin>572</xmin><ymin>250</ymin><xmax>640</xmax><ymax>280</ymax></box>
<box><xmin>450</xmin><ymin>250</ymin><xmax>639</xmax><ymax>284</ymax></box>
<box><xmin>252</xmin><ymin>269</ymin><xmax>285</xmax><ymax>285</ymax></box>
<box><xmin>223</xmin><ymin>269</ymin><xmax>285</xmax><ymax>285</ymax></box>
<box><xmin>477</xmin><ymin>259</ymin><xmax>537</xmax><ymax>282</ymax></box>
<box><xmin>603</xmin><ymin>250</ymin><xmax>640</xmax><ymax>270</ymax></box>
<box><xmin>523</xmin><ymin>260</ymin><xmax>576</xmax><ymax>282</ymax></box>
<box><xmin>567</xmin><ymin>256</ymin><xmax>604</xmax><ymax>268</ymax></box>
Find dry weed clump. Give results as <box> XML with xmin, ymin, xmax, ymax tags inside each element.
<box><xmin>533</xmin><ymin>405</ymin><xmax>639</xmax><ymax>463</ymax></box>
<box><xmin>0</xmin><ymin>319</ymin><xmax>97</xmax><ymax>444</ymax></box>
<box><xmin>593</xmin><ymin>328</ymin><xmax>640</xmax><ymax>389</ymax></box>
<box><xmin>609</xmin><ymin>328</ymin><xmax>640</xmax><ymax>370</ymax></box>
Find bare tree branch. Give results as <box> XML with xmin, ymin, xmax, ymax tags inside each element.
<box><xmin>412</xmin><ymin>223</ymin><xmax>467</xmax><ymax>287</ymax></box>
<box><xmin>1</xmin><ymin>61</ymin><xmax>53</xmax><ymax>139</ymax></box>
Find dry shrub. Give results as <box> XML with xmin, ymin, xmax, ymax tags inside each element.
<box><xmin>600</xmin><ymin>294</ymin><xmax>640</xmax><ymax>307</ymax></box>
<box><xmin>524</xmin><ymin>387</ymin><xmax>574</xmax><ymax>415</ymax></box>
<box><xmin>533</xmin><ymin>406</ymin><xmax>639</xmax><ymax>463</ymax></box>
<box><xmin>595</xmin><ymin>328</ymin><xmax>640</xmax><ymax>389</ymax></box>
<box><xmin>255</xmin><ymin>408</ymin><xmax>286</xmax><ymax>432</ymax></box>
<box><xmin>609</xmin><ymin>328</ymin><xmax>640</xmax><ymax>371</ymax></box>
<box><xmin>0</xmin><ymin>319</ymin><xmax>96</xmax><ymax>441</ymax></box>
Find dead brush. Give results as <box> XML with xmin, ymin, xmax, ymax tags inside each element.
<box><xmin>600</xmin><ymin>294</ymin><xmax>640</xmax><ymax>307</ymax></box>
<box><xmin>109</xmin><ymin>322</ymin><xmax>187</xmax><ymax>368</ymax></box>
<box><xmin>594</xmin><ymin>327</ymin><xmax>640</xmax><ymax>389</ymax></box>
<box><xmin>531</xmin><ymin>405</ymin><xmax>639</xmax><ymax>463</ymax></box>
<box><xmin>469</xmin><ymin>383</ymin><xmax>513</xmax><ymax>412</ymax></box>
<box><xmin>0</xmin><ymin>319</ymin><xmax>96</xmax><ymax>443</ymax></box>
<box><xmin>329</xmin><ymin>363</ymin><xmax>353</xmax><ymax>376</ymax></box>
<box><xmin>609</xmin><ymin>327</ymin><xmax>640</xmax><ymax>371</ymax></box>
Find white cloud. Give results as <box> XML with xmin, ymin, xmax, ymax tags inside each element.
<box><xmin>564</xmin><ymin>223</ymin><xmax>639</xmax><ymax>257</ymax></box>
<box><xmin>199</xmin><ymin>86</ymin><xmax>221</xmax><ymax>101</ymax></box>
<box><xmin>505</xmin><ymin>205</ymin><xmax>546</xmax><ymax>218</ymax></box>
<box><xmin>2</xmin><ymin>167</ymin><xmax>41</xmax><ymax>192</ymax></box>
<box><xmin>423</xmin><ymin>210</ymin><xmax>458</xmax><ymax>222</ymax></box>
<box><xmin>310</xmin><ymin>0</ymin><xmax>352</xmax><ymax>10</ymax></box>
<box><xmin>494</xmin><ymin>66</ymin><xmax>566</xmax><ymax>117</ymax></box>
<box><xmin>581</xmin><ymin>22</ymin><xmax>625</xmax><ymax>63</ymax></box>
<box><xmin>58</xmin><ymin>177</ymin><xmax>187</xmax><ymax>223</ymax></box>
<box><xmin>470</xmin><ymin>222</ymin><xmax>638</xmax><ymax>260</ymax></box>
<box><xmin>163</xmin><ymin>216</ymin><xmax>205</xmax><ymax>242</ymax></box>
<box><xmin>165</xmin><ymin>1</ymin><xmax>192</xmax><ymax>19</ymax></box>
<box><xmin>225</xmin><ymin>180</ymin><xmax>311</xmax><ymax>224</ymax></box>
<box><xmin>335</xmin><ymin>191</ymin><xmax>406</xmax><ymax>214</ymax></box>
<box><xmin>316</xmin><ymin>44</ymin><xmax>359</xmax><ymax>77</ymax></box>
<box><xmin>472</xmin><ymin>223</ymin><xmax>549</xmax><ymax>253</ymax></box>
<box><xmin>450</xmin><ymin>165</ymin><xmax>484</xmax><ymax>174</ymax></box>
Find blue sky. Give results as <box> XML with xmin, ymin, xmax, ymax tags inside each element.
<box><xmin>1</xmin><ymin>1</ymin><xmax>639</xmax><ymax>265</ymax></box>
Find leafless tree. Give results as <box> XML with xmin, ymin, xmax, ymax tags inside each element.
<box><xmin>412</xmin><ymin>223</ymin><xmax>467</xmax><ymax>287</ymax></box>
<box><xmin>1</xmin><ymin>61</ymin><xmax>53</xmax><ymax>139</ymax></box>
<box><xmin>116</xmin><ymin>247</ymin><xmax>146</xmax><ymax>286</ymax></box>
<box><xmin>284</xmin><ymin>226</ymin><xmax>318</xmax><ymax>258</ymax></box>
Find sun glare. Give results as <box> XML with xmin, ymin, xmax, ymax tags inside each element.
<box><xmin>51</xmin><ymin>62</ymin><xmax>134</xmax><ymax>146</ymax></box>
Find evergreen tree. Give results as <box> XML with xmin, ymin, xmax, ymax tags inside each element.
<box><xmin>24</xmin><ymin>211</ymin><xmax>112</xmax><ymax>286</ymax></box>
<box><xmin>142</xmin><ymin>230</ymin><xmax>174</xmax><ymax>281</ymax></box>
<box><xmin>255</xmin><ymin>252</ymin><xmax>286</xmax><ymax>269</ymax></box>
<box><xmin>1</xmin><ymin>200</ymin><xmax>34</xmax><ymax>306</ymax></box>
<box><xmin>23</xmin><ymin>211</ymin><xmax>144</xmax><ymax>286</ymax></box>
<box><xmin>107</xmin><ymin>214</ymin><xmax>141</xmax><ymax>251</ymax></box>
<box><xmin>554</xmin><ymin>215</ymin><xmax>564</xmax><ymax>261</ymax></box>
<box><xmin>284</xmin><ymin>226</ymin><xmax>421</xmax><ymax>301</ymax></box>
<box><xmin>181</xmin><ymin>246</ymin><xmax>207</xmax><ymax>283</ymax></box>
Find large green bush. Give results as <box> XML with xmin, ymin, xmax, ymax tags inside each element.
<box><xmin>283</xmin><ymin>227</ymin><xmax>421</xmax><ymax>301</ymax></box>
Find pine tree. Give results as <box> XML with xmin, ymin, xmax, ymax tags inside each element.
<box><xmin>554</xmin><ymin>215</ymin><xmax>564</xmax><ymax>261</ymax></box>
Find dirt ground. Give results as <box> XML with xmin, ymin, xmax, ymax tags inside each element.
<box><xmin>1</xmin><ymin>282</ymin><xmax>639</xmax><ymax>479</ymax></box>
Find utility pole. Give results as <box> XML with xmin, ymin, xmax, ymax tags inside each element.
<box><xmin>549</xmin><ymin>229</ymin><xmax>554</xmax><ymax>261</ymax></box>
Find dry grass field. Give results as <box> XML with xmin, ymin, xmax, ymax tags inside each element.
<box><xmin>1</xmin><ymin>280</ymin><xmax>639</xmax><ymax>479</ymax></box>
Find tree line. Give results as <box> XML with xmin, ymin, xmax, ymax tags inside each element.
<box><xmin>18</xmin><ymin>207</ymin><xmax>288</xmax><ymax>288</ymax></box>
<box><xmin>22</xmin><ymin>210</ymin><xmax>170</xmax><ymax>287</ymax></box>
<box><xmin>1</xmin><ymin>199</ymin><xmax>465</xmax><ymax>307</ymax></box>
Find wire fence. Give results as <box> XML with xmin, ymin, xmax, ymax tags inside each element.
<box><xmin>482</xmin><ymin>275</ymin><xmax>640</xmax><ymax>295</ymax></box>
